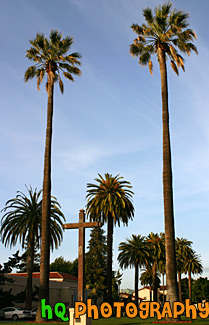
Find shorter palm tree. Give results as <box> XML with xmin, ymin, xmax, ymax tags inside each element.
<box><xmin>86</xmin><ymin>173</ymin><xmax>134</xmax><ymax>305</ymax></box>
<box><xmin>118</xmin><ymin>234</ymin><xmax>149</xmax><ymax>306</ymax></box>
<box><xmin>146</xmin><ymin>233</ymin><xmax>164</xmax><ymax>302</ymax></box>
<box><xmin>0</xmin><ymin>186</ymin><xmax>65</xmax><ymax>310</ymax></box>
<box><xmin>140</xmin><ymin>267</ymin><xmax>160</xmax><ymax>302</ymax></box>
<box><xmin>184</xmin><ymin>250</ymin><xmax>203</xmax><ymax>302</ymax></box>
<box><xmin>175</xmin><ymin>237</ymin><xmax>193</xmax><ymax>302</ymax></box>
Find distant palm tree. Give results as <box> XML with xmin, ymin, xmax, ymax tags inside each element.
<box><xmin>147</xmin><ymin>232</ymin><xmax>164</xmax><ymax>302</ymax></box>
<box><xmin>118</xmin><ymin>234</ymin><xmax>149</xmax><ymax>306</ymax></box>
<box><xmin>24</xmin><ymin>30</ymin><xmax>81</xmax><ymax>316</ymax></box>
<box><xmin>86</xmin><ymin>173</ymin><xmax>134</xmax><ymax>305</ymax></box>
<box><xmin>140</xmin><ymin>267</ymin><xmax>160</xmax><ymax>302</ymax></box>
<box><xmin>184</xmin><ymin>250</ymin><xmax>203</xmax><ymax>302</ymax></box>
<box><xmin>175</xmin><ymin>237</ymin><xmax>193</xmax><ymax>301</ymax></box>
<box><xmin>0</xmin><ymin>186</ymin><xmax>65</xmax><ymax>310</ymax></box>
<box><xmin>130</xmin><ymin>3</ymin><xmax>198</xmax><ymax>305</ymax></box>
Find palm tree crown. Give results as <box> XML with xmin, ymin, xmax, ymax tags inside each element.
<box><xmin>86</xmin><ymin>173</ymin><xmax>134</xmax><ymax>305</ymax></box>
<box><xmin>24</xmin><ymin>30</ymin><xmax>81</xmax><ymax>92</ymax></box>
<box><xmin>1</xmin><ymin>187</ymin><xmax>65</xmax><ymax>250</ymax></box>
<box><xmin>118</xmin><ymin>234</ymin><xmax>149</xmax><ymax>306</ymax></box>
<box><xmin>130</xmin><ymin>2</ymin><xmax>197</xmax><ymax>76</ymax></box>
<box><xmin>86</xmin><ymin>173</ymin><xmax>134</xmax><ymax>226</ymax></box>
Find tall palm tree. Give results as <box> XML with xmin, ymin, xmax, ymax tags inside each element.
<box><xmin>130</xmin><ymin>3</ymin><xmax>197</xmax><ymax>305</ymax></box>
<box><xmin>147</xmin><ymin>232</ymin><xmax>164</xmax><ymax>302</ymax></box>
<box><xmin>175</xmin><ymin>237</ymin><xmax>193</xmax><ymax>302</ymax></box>
<box><xmin>24</xmin><ymin>30</ymin><xmax>81</xmax><ymax>314</ymax></box>
<box><xmin>118</xmin><ymin>234</ymin><xmax>149</xmax><ymax>306</ymax></box>
<box><xmin>86</xmin><ymin>173</ymin><xmax>134</xmax><ymax>305</ymax></box>
<box><xmin>0</xmin><ymin>186</ymin><xmax>65</xmax><ymax>310</ymax></box>
<box><xmin>184</xmin><ymin>250</ymin><xmax>203</xmax><ymax>302</ymax></box>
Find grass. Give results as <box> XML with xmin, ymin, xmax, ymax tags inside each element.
<box><xmin>91</xmin><ymin>317</ymin><xmax>209</xmax><ymax>325</ymax></box>
<box><xmin>0</xmin><ymin>317</ymin><xmax>208</xmax><ymax>325</ymax></box>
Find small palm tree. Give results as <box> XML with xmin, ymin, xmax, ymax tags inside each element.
<box><xmin>118</xmin><ymin>234</ymin><xmax>149</xmax><ymax>306</ymax></box>
<box><xmin>147</xmin><ymin>232</ymin><xmax>164</xmax><ymax>302</ymax></box>
<box><xmin>140</xmin><ymin>267</ymin><xmax>161</xmax><ymax>302</ymax></box>
<box><xmin>0</xmin><ymin>186</ymin><xmax>65</xmax><ymax>310</ymax></box>
<box><xmin>24</xmin><ymin>30</ymin><xmax>81</xmax><ymax>316</ymax></box>
<box><xmin>184</xmin><ymin>250</ymin><xmax>203</xmax><ymax>302</ymax></box>
<box><xmin>130</xmin><ymin>3</ymin><xmax>197</xmax><ymax>305</ymax></box>
<box><xmin>175</xmin><ymin>237</ymin><xmax>193</xmax><ymax>302</ymax></box>
<box><xmin>86</xmin><ymin>173</ymin><xmax>134</xmax><ymax>305</ymax></box>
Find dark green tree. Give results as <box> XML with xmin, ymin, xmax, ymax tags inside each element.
<box><xmin>181</xmin><ymin>277</ymin><xmax>189</xmax><ymax>301</ymax></box>
<box><xmin>0</xmin><ymin>251</ymin><xmax>23</xmax><ymax>308</ymax></box>
<box><xmin>86</xmin><ymin>173</ymin><xmax>134</xmax><ymax>305</ymax></box>
<box><xmin>112</xmin><ymin>269</ymin><xmax>123</xmax><ymax>303</ymax></box>
<box><xmin>24</xmin><ymin>30</ymin><xmax>81</xmax><ymax>319</ymax></box>
<box><xmin>16</xmin><ymin>248</ymin><xmax>40</xmax><ymax>273</ymax></box>
<box><xmin>192</xmin><ymin>277</ymin><xmax>209</xmax><ymax>303</ymax></box>
<box><xmin>85</xmin><ymin>227</ymin><xmax>107</xmax><ymax>303</ymax></box>
<box><xmin>50</xmin><ymin>256</ymin><xmax>78</xmax><ymax>277</ymax></box>
<box><xmin>130</xmin><ymin>3</ymin><xmax>197</xmax><ymax>306</ymax></box>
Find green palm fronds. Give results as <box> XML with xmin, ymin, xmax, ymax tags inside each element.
<box><xmin>130</xmin><ymin>2</ymin><xmax>197</xmax><ymax>75</ymax></box>
<box><xmin>0</xmin><ymin>186</ymin><xmax>65</xmax><ymax>251</ymax></box>
<box><xmin>24</xmin><ymin>30</ymin><xmax>81</xmax><ymax>92</ymax></box>
<box><xmin>86</xmin><ymin>173</ymin><xmax>134</xmax><ymax>225</ymax></box>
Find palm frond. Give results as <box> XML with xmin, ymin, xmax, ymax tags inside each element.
<box><xmin>148</xmin><ymin>59</ymin><xmax>153</xmax><ymax>75</ymax></box>
<box><xmin>139</xmin><ymin>52</ymin><xmax>151</xmax><ymax>66</ymax></box>
<box><xmin>130</xmin><ymin>3</ymin><xmax>197</xmax><ymax>75</ymax></box>
<box><xmin>25</xmin><ymin>30</ymin><xmax>81</xmax><ymax>92</ymax></box>
<box><xmin>143</xmin><ymin>7</ymin><xmax>154</xmax><ymax>25</ymax></box>
<box><xmin>24</xmin><ymin>66</ymin><xmax>36</xmax><ymax>82</ymax></box>
<box><xmin>171</xmin><ymin>60</ymin><xmax>179</xmax><ymax>75</ymax></box>
<box><xmin>63</xmin><ymin>71</ymin><xmax>74</xmax><ymax>81</ymax></box>
<box><xmin>59</xmin><ymin>76</ymin><xmax>64</xmax><ymax>94</ymax></box>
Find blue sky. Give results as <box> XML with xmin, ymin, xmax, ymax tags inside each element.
<box><xmin>1</xmin><ymin>0</ymin><xmax>209</xmax><ymax>290</ymax></box>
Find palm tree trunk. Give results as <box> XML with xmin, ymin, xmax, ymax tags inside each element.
<box><xmin>107</xmin><ymin>212</ymin><xmax>113</xmax><ymax>306</ymax></box>
<box><xmin>158</xmin><ymin>47</ymin><xmax>178</xmax><ymax>307</ymax></box>
<box><xmin>153</xmin><ymin>262</ymin><xmax>157</xmax><ymax>302</ymax></box>
<box><xmin>188</xmin><ymin>272</ymin><xmax>192</xmax><ymax>302</ymax></box>
<box><xmin>178</xmin><ymin>271</ymin><xmax>182</xmax><ymax>302</ymax></box>
<box><xmin>25</xmin><ymin>233</ymin><xmax>35</xmax><ymax>310</ymax></box>
<box><xmin>162</xmin><ymin>272</ymin><xmax>165</xmax><ymax>303</ymax></box>
<box><xmin>36</xmin><ymin>75</ymin><xmax>54</xmax><ymax>321</ymax></box>
<box><xmin>134</xmin><ymin>262</ymin><xmax>139</xmax><ymax>306</ymax></box>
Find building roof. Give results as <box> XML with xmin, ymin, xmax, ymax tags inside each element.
<box><xmin>8</xmin><ymin>272</ymin><xmax>78</xmax><ymax>281</ymax></box>
<box><xmin>133</xmin><ymin>285</ymin><xmax>167</xmax><ymax>294</ymax></box>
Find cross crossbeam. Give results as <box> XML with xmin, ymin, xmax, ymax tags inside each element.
<box><xmin>63</xmin><ymin>221</ymin><xmax>98</xmax><ymax>229</ymax></box>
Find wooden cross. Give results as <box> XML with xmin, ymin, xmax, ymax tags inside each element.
<box><xmin>63</xmin><ymin>209</ymin><xmax>99</xmax><ymax>302</ymax></box>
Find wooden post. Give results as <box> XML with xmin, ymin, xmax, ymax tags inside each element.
<box><xmin>63</xmin><ymin>209</ymin><xmax>99</xmax><ymax>303</ymax></box>
<box><xmin>78</xmin><ymin>209</ymin><xmax>85</xmax><ymax>301</ymax></box>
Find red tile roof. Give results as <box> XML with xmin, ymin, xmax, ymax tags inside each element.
<box><xmin>9</xmin><ymin>272</ymin><xmax>78</xmax><ymax>281</ymax></box>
